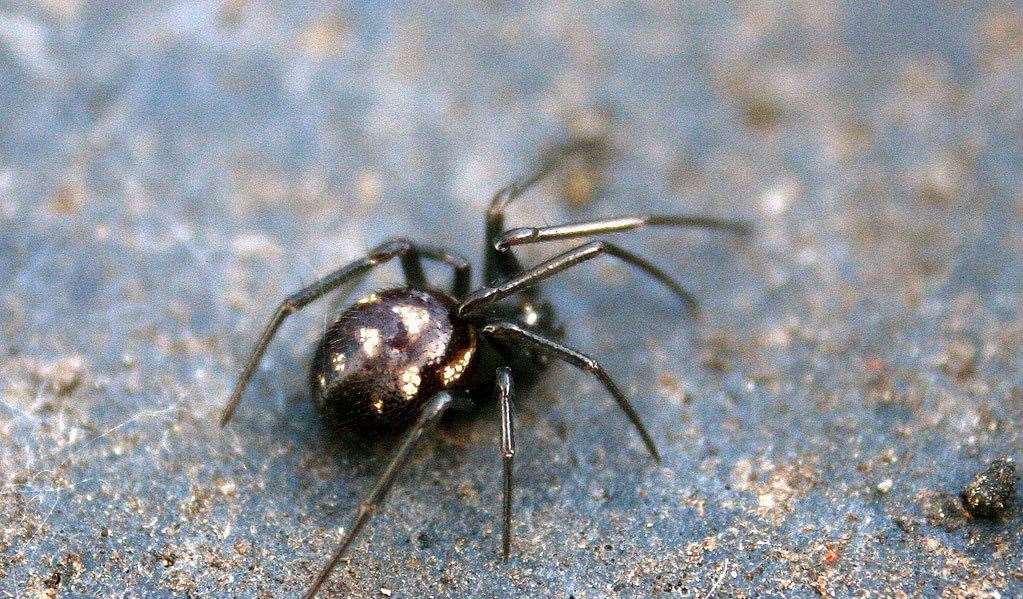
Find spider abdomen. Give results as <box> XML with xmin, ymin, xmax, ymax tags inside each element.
<box><xmin>310</xmin><ymin>287</ymin><xmax>477</xmax><ymax>432</ymax></box>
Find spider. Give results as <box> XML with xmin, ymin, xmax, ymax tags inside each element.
<box><xmin>219</xmin><ymin>139</ymin><xmax>750</xmax><ymax>598</ymax></box>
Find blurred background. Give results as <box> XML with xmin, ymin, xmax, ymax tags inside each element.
<box><xmin>1</xmin><ymin>1</ymin><xmax>1021</xmax><ymax>597</ymax></box>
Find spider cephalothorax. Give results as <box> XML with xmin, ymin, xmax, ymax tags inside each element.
<box><xmin>219</xmin><ymin>140</ymin><xmax>750</xmax><ymax>598</ymax></box>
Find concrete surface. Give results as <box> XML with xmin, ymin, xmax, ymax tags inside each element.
<box><xmin>1</xmin><ymin>1</ymin><xmax>1021</xmax><ymax>597</ymax></box>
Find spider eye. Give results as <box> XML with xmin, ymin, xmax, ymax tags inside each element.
<box><xmin>520</xmin><ymin>304</ymin><xmax>539</xmax><ymax>326</ymax></box>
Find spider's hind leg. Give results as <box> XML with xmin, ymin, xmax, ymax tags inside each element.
<box><xmin>404</xmin><ymin>244</ymin><xmax>472</xmax><ymax>297</ymax></box>
<box><xmin>303</xmin><ymin>391</ymin><xmax>455</xmax><ymax>599</ymax></box>
<box><xmin>220</xmin><ymin>239</ymin><xmax>471</xmax><ymax>426</ymax></box>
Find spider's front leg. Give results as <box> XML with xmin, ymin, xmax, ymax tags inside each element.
<box><xmin>483</xmin><ymin>139</ymin><xmax>608</xmax><ymax>285</ymax></box>
<box><xmin>480</xmin><ymin>139</ymin><xmax>750</xmax><ymax>316</ymax></box>
<box><xmin>495</xmin><ymin>214</ymin><xmax>751</xmax><ymax>251</ymax></box>
<box><xmin>459</xmin><ymin>240</ymin><xmax>698</xmax><ymax>319</ymax></box>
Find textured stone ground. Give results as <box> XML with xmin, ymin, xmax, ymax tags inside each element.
<box><xmin>1</xmin><ymin>2</ymin><xmax>1021</xmax><ymax>597</ymax></box>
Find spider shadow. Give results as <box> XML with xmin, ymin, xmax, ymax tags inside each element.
<box><xmin>271</xmin><ymin>391</ymin><xmax>493</xmax><ymax>476</ymax></box>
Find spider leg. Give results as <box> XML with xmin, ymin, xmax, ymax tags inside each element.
<box><xmin>410</xmin><ymin>244</ymin><xmax>472</xmax><ymax>298</ymax></box>
<box><xmin>495</xmin><ymin>214</ymin><xmax>751</xmax><ymax>251</ymax></box>
<box><xmin>219</xmin><ymin>238</ymin><xmax>468</xmax><ymax>426</ymax></box>
<box><xmin>302</xmin><ymin>391</ymin><xmax>454</xmax><ymax>599</ymax></box>
<box><xmin>494</xmin><ymin>367</ymin><xmax>515</xmax><ymax>558</ymax></box>
<box><xmin>460</xmin><ymin>240</ymin><xmax>698</xmax><ymax>319</ymax></box>
<box><xmin>481</xmin><ymin>322</ymin><xmax>660</xmax><ymax>461</ymax></box>
<box><xmin>484</xmin><ymin>139</ymin><xmax>606</xmax><ymax>285</ymax></box>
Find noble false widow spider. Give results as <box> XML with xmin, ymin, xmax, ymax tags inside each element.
<box><xmin>219</xmin><ymin>139</ymin><xmax>750</xmax><ymax>597</ymax></box>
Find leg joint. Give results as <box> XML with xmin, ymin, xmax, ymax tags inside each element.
<box><xmin>371</xmin><ymin>238</ymin><xmax>412</xmax><ymax>261</ymax></box>
<box><xmin>278</xmin><ymin>299</ymin><xmax>299</xmax><ymax>315</ymax></box>
<box><xmin>580</xmin><ymin>356</ymin><xmax>600</xmax><ymax>373</ymax></box>
<box><xmin>488</xmin><ymin>188</ymin><xmax>515</xmax><ymax>217</ymax></box>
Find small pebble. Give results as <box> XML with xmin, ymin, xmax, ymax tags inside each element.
<box><xmin>961</xmin><ymin>459</ymin><xmax>1017</xmax><ymax>518</ymax></box>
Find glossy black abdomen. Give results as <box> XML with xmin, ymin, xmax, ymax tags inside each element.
<box><xmin>310</xmin><ymin>288</ymin><xmax>477</xmax><ymax>432</ymax></box>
